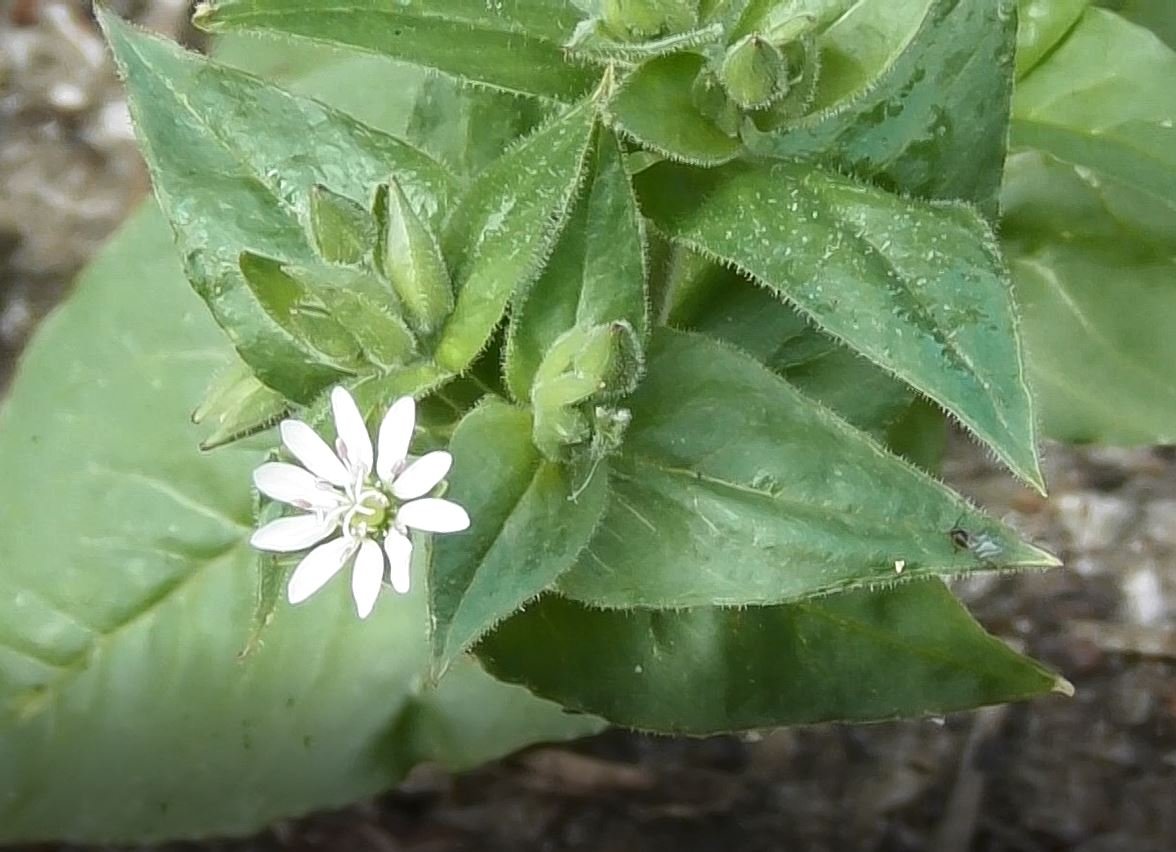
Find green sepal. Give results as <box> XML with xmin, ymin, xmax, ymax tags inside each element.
<box><xmin>282</xmin><ymin>264</ymin><xmax>420</xmax><ymax>370</ymax></box>
<box><xmin>238</xmin><ymin>252</ymin><xmax>365</xmax><ymax>372</ymax></box>
<box><xmin>531</xmin><ymin>321</ymin><xmax>643</xmax><ymax>459</ymax></box>
<box><xmin>307</xmin><ymin>184</ymin><xmax>376</xmax><ymax>266</ymax></box>
<box><xmin>721</xmin><ymin>34</ymin><xmax>788</xmax><ymax>109</ymax></box>
<box><xmin>601</xmin><ymin>0</ymin><xmax>697</xmax><ymax>41</ymax></box>
<box><xmin>191</xmin><ymin>359</ymin><xmax>289</xmax><ymax>451</ymax></box>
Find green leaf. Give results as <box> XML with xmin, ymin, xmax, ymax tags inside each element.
<box><xmin>429</xmin><ymin>401</ymin><xmax>608</xmax><ymax>675</ymax></box>
<box><xmin>505</xmin><ymin>128</ymin><xmax>648</xmax><ymax>400</ymax></box>
<box><xmin>688</xmin><ymin>280</ymin><xmax>916</xmax><ymax>440</ymax></box>
<box><xmin>478</xmin><ymin>580</ymin><xmax>1067</xmax><ymax>734</ymax></box>
<box><xmin>743</xmin><ymin>0</ymin><xmax>1018</xmax><ymax>211</ymax></box>
<box><xmin>1003</xmin><ymin>153</ymin><xmax>1176</xmax><ymax>443</ymax></box>
<box><xmin>555</xmin><ymin>330</ymin><xmax>1054</xmax><ymax>610</ymax></box>
<box><xmin>1100</xmin><ymin>0</ymin><xmax>1176</xmax><ymax>47</ymax></box>
<box><xmin>1016</xmin><ymin>0</ymin><xmax>1090</xmax><ymax>76</ymax></box>
<box><xmin>640</xmin><ymin>162</ymin><xmax>1045</xmax><ymax>492</ymax></box>
<box><xmin>1012</xmin><ymin>8</ymin><xmax>1176</xmax><ymax>228</ymax></box>
<box><xmin>606</xmin><ymin>52</ymin><xmax>743</xmax><ymax>166</ymax></box>
<box><xmin>0</xmin><ymin>206</ymin><xmax>601</xmax><ymax>843</ymax></box>
<box><xmin>434</xmin><ymin>97</ymin><xmax>598</xmax><ymax>374</ymax></box>
<box><xmin>100</xmin><ymin>10</ymin><xmax>456</xmax><ymax>401</ymax></box>
<box><xmin>194</xmin><ymin>0</ymin><xmax>599</xmax><ymax>101</ymax></box>
<box><xmin>406</xmin><ymin>75</ymin><xmax>549</xmax><ymax>180</ymax></box>
<box><xmin>1005</xmin><ymin>11</ymin><xmax>1176</xmax><ymax>443</ymax></box>
<box><xmin>668</xmin><ymin>255</ymin><xmax>946</xmax><ymax>468</ymax></box>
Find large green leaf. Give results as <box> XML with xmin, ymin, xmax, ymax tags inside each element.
<box><xmin>434</xmin><ymin>96</ymin><xmax>598</xmax><ymax>373</ymax></box>
<box><xmin>1003</xmin><ymin>153</ymin><xmax>1176</xmax><ymax>443</ymax></box>
<box><xmin>1100</xmin><ymin>0</ymin><xmax>1176</xmax><ymax>47</ymax></box>
<box><xmin>640</xmin><ymin>162</ymin><xmax>1044</xmax><ymax>492</ymax></box>
<box><xmin>743</xmin><ymin>0</ymin><xmax>1018</xmax><ymax>211</ymax></box>
<box><xmin>555</xmin><ymin>330</ymin><xmax>1054</xmax><ymax>609</ymax></box>
<box><xmin>478</xmin><ymin>580</ymin><xmax>1066</xmax><ymax>734</ymax></box>
<box><xmin>504</xmin><ymin>128</ymin><xmax>648</xmax><ymax>400</ymax></box>
<box><xmin>1005</xmin><ymin>10</ymin><xmax>1176</xmax><ymax>444</ymax></box>
<box><xmin>100</xmin><ymin>11</ymin><xmax>456</xmax><ymax>402</ymax></box>
<box><xmin>429</xmin><ymin>401</ymin><xmax>607</xmax><ymax>675</ymax></box>
<box><xmin>194</xmin><ymin>0</ymin><xmax>598</xmax><ymax>100</ymax></box>
<box><xmin>1012</xmin><ymin>8</ymin><xmax>1176</xmax><ymax>229</ymax></box>
<box><xmin>0</xmin><ymin>208</ymin><xmax>600</xmax><ymax>843</ymax></box>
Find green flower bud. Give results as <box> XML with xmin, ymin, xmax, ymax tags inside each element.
<box><xmin>720</xmin><ymin>34</ymin><xmax>789</xmax><ymax>110</ymax></box>
<box><xmin>374</xmin><ymin>178</ymin><xmax>454</xmax><ymax>338</ymax></box>
<box><xmin>530</xmin><ymin>321</ymin><xmax>644</xmax><ymax>460</ymax></box>
<box><xmin>533</xmin><ymin>324</ymin><xmax>614</xmax><ymax>406</ymax></box>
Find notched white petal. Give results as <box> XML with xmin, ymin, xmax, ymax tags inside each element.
<box><xmin>288</xmin><ymin>536</ymin><xmax>356</xmax><ymax>605</ymax></box>
<box><xmin>397</xmin><ymin>498</ymin><xmax>470</xmax><ymax>533</ymax></box>
<box><xmin>280</xmin><ymin>419</ymin><xmax>349</xmax><ymax>487</ymax></box>
<box><xmin>391</xmin><ymin>451</ymin><xmax>452</xmax><ymax>501</ymax></box>
<box><xmin>250</xmin><ymin>513</ymin><xmax>337</xmax><ymax>552</ymax></box>
<box><xmin>330</xmin><ymin>386</ymin><xmax>373</xmax><ymax>473</ymax></box>
<box><xmin>351</xmin><ymin>538</ymin><xmax>386</xmax><ymax>619</ymax></box>
<box><xmin>253</xmin><ymin>462</ymin><xmax>343</xmax><ymax>509</ymax></box>
<box><xmin>384</xmin><ymin>529</ymin><xmax>413</xmax><ymax>594</ymax></box>
<box><xmin>376</xmin><ymin>395</ymin><xmax>416</xmax><ymax>484</ymax></box>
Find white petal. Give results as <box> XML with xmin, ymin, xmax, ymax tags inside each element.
<box><xmin>391</xmin><ymin>451</ymin><xmax>452</xmax><ymax>500</ymax></box>
<box><xmin>287</xmin><ymin>536</ymin><xmax>356</xmax><ymax>605</ymax></box>
<box><xmin>351</xmin><ymin>538</ymin><xmax>386</xmax><ymax>619</ymax></box>
<box><xmin>397</xmin><ymin>498</ymin><xmax>470</xmax><ymax>533</ymax></box>
<box><xmin>384</xmin><ymin>530</ymin><xmax>413</xmax><ymax>594</ymax></box>
<box><xmin>376</xmin><ymin>396</ymin><xmax>416</xmax><ymax>483</ymax></box>
<box><xmin>250</xmin><ymin>514</ymin><xmax>338</xmax><ymax>552</ymax></box>
<box><xmin>253</xmin><ymin>462</ymin><xmax>343</xmax><ymax>509</ymax></box>
<box><xmin>280</xmin><ymin>419</ymin><xmax>349</xmax><ymax>487</ymax></box>
<box><xmin>331</xmin><ymin>386</ymin><xmax>373</xmax><ymax>473</ymax></box>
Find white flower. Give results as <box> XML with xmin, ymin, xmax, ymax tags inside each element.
<box><xmin>250</xmin><ymin>387</ymin><xmax>470</xmax><ymax>619</ymax></box>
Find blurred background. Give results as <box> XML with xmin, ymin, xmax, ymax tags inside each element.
<box><xmin>1</xmin><ymin>2</ymin><xmax>1174</xmax><ymax>850</ymax></box>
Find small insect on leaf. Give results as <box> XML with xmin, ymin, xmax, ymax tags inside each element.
<box><xmin>949</xmin><ymin>518</ymin><xmax>1005</xmax><ymax>562</ymax></box>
